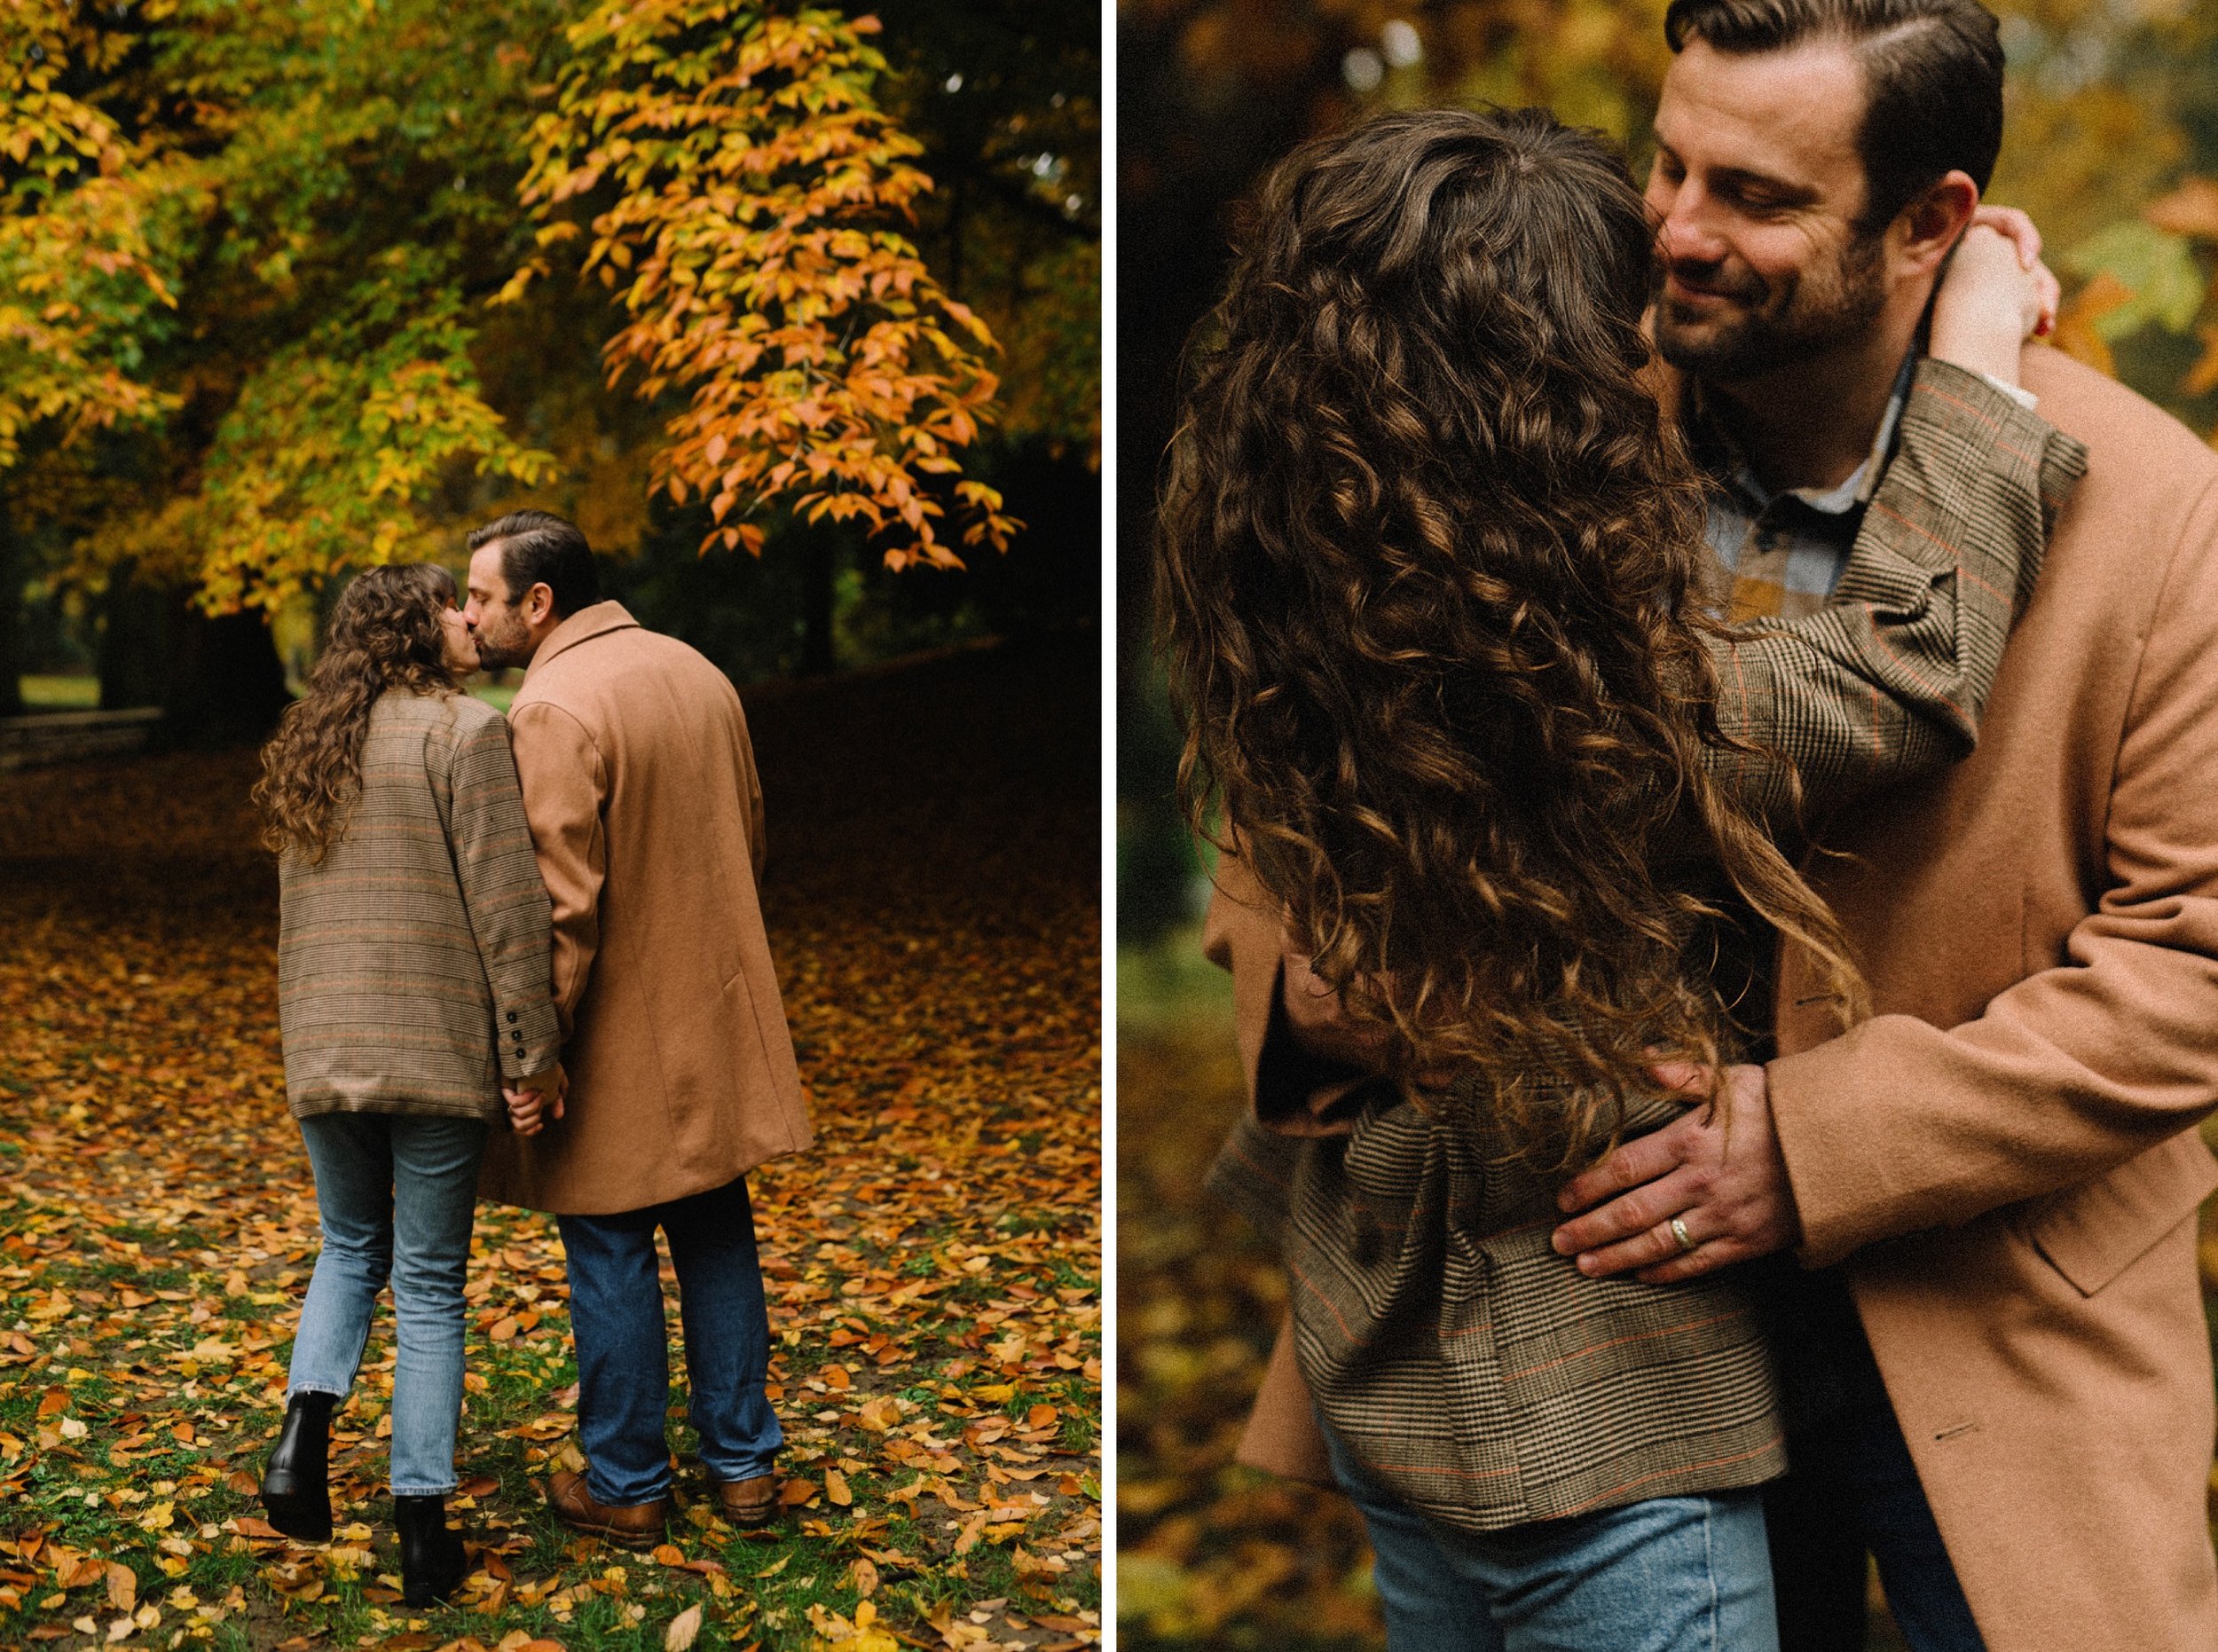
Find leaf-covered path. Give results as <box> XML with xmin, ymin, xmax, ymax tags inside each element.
<box><xmin>0</xmin><ymin>636</ymin><xmax>1102</xmax><ymax>1652</ymax></box>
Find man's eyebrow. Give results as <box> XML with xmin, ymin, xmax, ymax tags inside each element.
<box><xmin>1647</xmin><ymin>130</ymin><xmax>1816</xmax><ymax>201</ymax></box>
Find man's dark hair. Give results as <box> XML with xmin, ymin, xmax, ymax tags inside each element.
<box><xmin>467</xmin><ymin>508</ymin><xmax>601</xmax><ymax>619</ymax></box>
<box><xmin>1663</xmin><ymin>0</ymin><xmax>2004</xmax><ymax>232</ymax></box>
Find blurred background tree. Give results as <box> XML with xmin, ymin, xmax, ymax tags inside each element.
<box><xmin>3</xmin><ymin>0</ymin><xmax>1098</xmax><ymax>733</ymax></box>
<box><xmin>1116</xmin><ymin>2</ymin><xmax>2218</xmax><ymax>1647</ymax></box>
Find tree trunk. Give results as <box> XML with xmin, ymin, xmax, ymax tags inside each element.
<box><xmin>0</xmin><ymin>509</ymin><xmax>23</xmax><ymax>719</ymax></box>
<box><xmin>800</xmin><ymin>536</ymin><xmax>837</xmax><ymax>676</ymax></box>
<box><xmin>168</xmin><ymin>602</ymin><xmax>292</xmax><ymax>747</ymax></box>
<box><xmin>98</xmin><ymin>565</ymin><xmax>175</xmax><ymax>711</ymax></box>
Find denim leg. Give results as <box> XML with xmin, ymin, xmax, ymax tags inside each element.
<box><xmin>1324</xmin><ymin>1423</ymin><xmax>1779</xmax><ymax>1652</ymax></box>
<box><xmin>290</xmin><ymin>1113</ymin><xmax>396</xmax><ymax>1400</ymax></box>
<box><xmin>1479</xmin><ymin>1491</ymin><xmax>1779</xmax><ymax>1652</ymax></box>
<box><xmin>1838</xmin><ymin>1400</ymin><xmax>1986</xmax><ymax>1652</ymax></box>
<box><xmin>557</xmin><ymin>1207</ymin><xmax>674</xmax><ymax>1506</ymax></box>
<box><xmin>663</xmin><ymin>1176</ymin><xmax>783</xmax><ymax>1483</ymax></box>
<box><xmin>1323</xmin><ymin>1423</ymin><xmax>1507</xmax><ymax>1652</ymax></box>
<box><xmin>1766</xmin><ymin>1451</ymin><xmax>1873</xmax><ymax>1652</ymax></box>
<box><xmin>385</xmin><ymin>1116</ymin><xmax>487</xmax><ymax>1497</ymax></box>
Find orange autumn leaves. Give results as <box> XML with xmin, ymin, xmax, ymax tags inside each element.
<box><xmin>507</xmin><ymin>1</ymin><xmax>1020</xmax><ymax>572</ymax></box>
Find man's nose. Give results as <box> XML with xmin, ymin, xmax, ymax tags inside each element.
<box><xmin>1658</xmin><ymin>187</ymin><xmax>1729</xmax><ymax>267</ymax></box>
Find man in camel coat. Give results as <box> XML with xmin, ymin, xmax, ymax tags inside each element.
<box><xmin>464</xmin><ymin>508</ymin><xmax>812</xmax><ymax>1547</ymax></box>
<box><xmin>1215</xmin><ymin>3</ymin><xmax>2218</xmax><ymax>1647</ymax></box>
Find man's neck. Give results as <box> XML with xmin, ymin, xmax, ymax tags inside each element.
<box><xmin>1703</xmin><ymin>317</ymin><xmax>1918</xmax><ymax>495</ymax></box>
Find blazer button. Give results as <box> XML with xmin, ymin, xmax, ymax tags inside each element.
<box><xmin>507</xmin><ymin>1011</ymin><xmax>518</xmax><ymax>1023</ymax></box>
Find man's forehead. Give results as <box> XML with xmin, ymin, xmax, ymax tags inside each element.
<box><xmin>466</xmin><ymin>541</ymin><xmax>508</xmax><ymax>590</ymax></box>
<box><xmin>1656</xmin><ymin>36</ymin><xmax>1867</xmax><ymax>188</ymax></box>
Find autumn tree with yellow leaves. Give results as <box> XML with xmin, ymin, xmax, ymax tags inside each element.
<box><xmin>0</xmin><ymin>0</ymin><xmax>1093</xmax><ymax>718</ymax></box>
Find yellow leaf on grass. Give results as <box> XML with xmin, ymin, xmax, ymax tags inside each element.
<box><xmin>664</xmin><ymin>1601</ymin><xmax>703</xmax><ymax>1652</ymax></box>
<box><xmin>105</xmin><ymin>1563</ymin><xmax>134</xmax><ymax>1613</ymax></box>
<box><xmin>825</xmin><ymin>1470</ymin><xmax>853</xmax><ymax>1507</ymax></box>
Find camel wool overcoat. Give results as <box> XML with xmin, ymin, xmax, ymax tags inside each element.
<box><xmin>477</xmin><ymin>602</ymin><xmax>812</xmax><ymax>1215</ymax></box>
<box><xmin>1231</xmin><ymin>346</ymin><xmax>2218</xmax><ymax>1649</ymax></box>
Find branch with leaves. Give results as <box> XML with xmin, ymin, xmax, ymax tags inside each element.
<box><xmin>0</xmin><ymin>2</ymin><xmax>175</xmax><ymax>472</ymax></box>
<box><xmin>508</xmin><ymin>0</ymin><xmax>1019</xmax><ymax>570</ymax></box>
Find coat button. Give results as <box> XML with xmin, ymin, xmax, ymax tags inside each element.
<box><xmin>507</xmin><ymin>1011</ymin><xmax>518</xmax><ymax>1023</ymax></box>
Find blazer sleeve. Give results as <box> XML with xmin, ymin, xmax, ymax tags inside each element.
<box><xmin>508</xmin><ymin>700</ymin><xmax>608</xmax><ymax>1039</ymax></box>
<box><xmin>1703</xmin><ymin>358</ymin><xmax>2086</xmax><ymax>831</ymax></box>
<box><xmin>1771</xmin><ymin>470</ymin><xmax>2218</xmax><ymax>1266</ymax></box>
<box><xmin>443</xmin><ymin>707</ymin><xmax>562</xmax><ymax>1080</ymax></box>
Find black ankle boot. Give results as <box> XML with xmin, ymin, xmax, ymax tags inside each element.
<box><xmin>394</xmin><ymin>1494</ymin><xmax>467</xmax><ymax>1607</ymax></box>
<box><xmin>259</xmin><ymin>1392</ymin><xmax>336</xmax><ymax>1542</ymax></box>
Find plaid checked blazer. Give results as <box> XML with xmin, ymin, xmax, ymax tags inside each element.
<box><xmin>1205</xmin><ymin>360</ymin><xmax>2088</xmax><ymax>1535</ymax></box>
<box><xmin>277</xmin><ymin>690</ymin><xmax>562</xmax><ymax>1121</ymax></box>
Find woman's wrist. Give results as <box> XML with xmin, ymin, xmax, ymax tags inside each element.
<box><xmin>1929</xmin><ymin>315</ymin><xmax>2022</xmax><ymax>388</ymax></box>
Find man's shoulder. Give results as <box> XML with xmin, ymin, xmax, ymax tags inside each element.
<box><xmin>514</xmin><ymin>622</ymin><xmax>735</xmax><ymax>718</ymax></box>
<box><xmin>2020</xmin><ymin>346</ymin><xmax>2218</xmax><ymax>494</ymax></box>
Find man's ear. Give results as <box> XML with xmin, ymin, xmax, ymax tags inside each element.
<box><xmin>1890</xmin><ymin>169</ymin><xmax>1979</xmax><ymax>280</ymax></box>
<box><xmin>526</xmin><ymin>582</ymin><xmax>558</xmax><ymax>628</ymax></box>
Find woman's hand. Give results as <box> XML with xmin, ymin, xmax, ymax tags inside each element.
<box><xmin>1931</xmin><ymin>208</ymin><xmax>2059</xmax><ymax>389</ymax></box>
<box><xmin>505</xmin><ymin>1062</ymin><xmax>566</xmax><ymax>1136</ymax></box>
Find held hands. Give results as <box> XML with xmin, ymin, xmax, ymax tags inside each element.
<box><xmin>504</xmin><ymin>1061</ymin><xmax>567</xmax><ymax>1137</ymax></box>
<box><xmin>1930</xmin><ymin>206</ymin><xmax>2060</xmax><ymax>389</ymax></box>
<box><xmin>1547</xmin><ymin>1061</ymin><xmax>1799</xmax><ymax>1284</ymax></box>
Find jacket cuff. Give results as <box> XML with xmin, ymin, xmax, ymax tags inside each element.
<box><xmin>496</xmin><ymin>996</ymin><xmax>562</xmax><ymax>1081</ymax></box>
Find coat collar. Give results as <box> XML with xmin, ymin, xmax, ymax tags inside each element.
<box><xmin>523</xmin><ymin>601</ymin><xmax>638</xmax><ymax>679</ymax></box>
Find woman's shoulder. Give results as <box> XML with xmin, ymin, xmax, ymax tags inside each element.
<box><xmin>374</xmin><ymin>686</ymin><xmax>500</xmax><ymax>742</ymax></box>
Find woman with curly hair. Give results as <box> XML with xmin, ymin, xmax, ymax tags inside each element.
<box><xmin>1156</xmin><ymin>107</ymin><xmax>2080</xmax><ymax>1647</ymax></box>
<box><xmin>251</xmin><ymin>563</ymin><xmax>564</xmax><ymax>1605</ymax></box>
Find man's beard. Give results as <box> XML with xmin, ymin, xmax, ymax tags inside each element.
<box><xmin>471</xmin><ymin>614</ymin><xmax>534</xmax><ymax>672</ymax></box>
<box><xmin>1653</xmin><ymin>230</ymin><xmax>1887</xmax><ymax>383</ymax></box>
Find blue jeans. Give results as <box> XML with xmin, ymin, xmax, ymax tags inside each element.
<box><xmin>556</xmin><ymin>1175</ymin><xmax>782</xmax><ymax>1506</ymax></box>
<box><xmin>287</xmin><ymin>1112</ymin><xmax>488</xmax><ymax>1497</ymax></box>
<box><xmin>1324</xmin><ymin>1424</ymin><xmax>1780</xmax><ymax>1652</ymax></box>
<box><xmin>1766</xmin><ymin>1393</ymin><xmax>1986</xmax><ymax>1652</ymax></box>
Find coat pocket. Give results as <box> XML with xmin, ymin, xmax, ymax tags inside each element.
<box><xmin>2020</xmin><ymin>1131</ymin><xmax>2218</xmax><ymax>1297</ymax></box>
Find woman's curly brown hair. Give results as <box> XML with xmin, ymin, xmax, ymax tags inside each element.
<box><xmin>253</xmin><ymin>563</ymin><xmax>464</xmax><ymax>864</ymax></box>
<box><xmin>1154</xmin><ymin>106</ymin><xmax>1866</xmax><ymax>1169</ymax></box>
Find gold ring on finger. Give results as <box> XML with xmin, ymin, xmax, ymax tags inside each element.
<box><xmin>1669</xmin><ymin>1215</ymin><xmax>1696</xmax><ymax>1254</ymax></box>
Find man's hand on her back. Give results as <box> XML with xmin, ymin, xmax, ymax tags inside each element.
<box><xmin>1549</xmin><ymin>1062</ymin><xmax>1801</xmax><ymax>1282</ymax></box>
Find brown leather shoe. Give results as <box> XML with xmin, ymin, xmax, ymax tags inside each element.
<box><xmin>546</xmin><ymin>1468</ymin><xmax>670</xmax><ymax>1549</ymax></box>
<box><xmin>707</xmin><ymin>1472</ymin><xmax>779</xmax><ymax>1528</ymax></box>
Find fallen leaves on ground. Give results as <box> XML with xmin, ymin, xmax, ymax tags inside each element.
<box><xmin>0</xmin><ymin>640</ymin><xmax>1101</xmax><ymax>1651</ymax></box>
